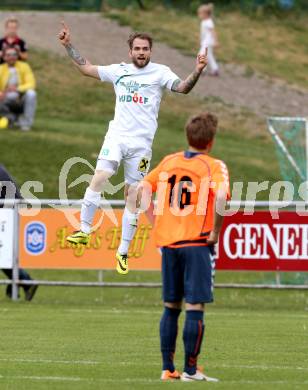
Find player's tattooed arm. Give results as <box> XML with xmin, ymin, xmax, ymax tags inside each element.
<box><xmin>64</xmin><ymin>43</ymin><xmax>99</xmax><ymax>79</ymax></box>
<box><xmin>171</xmin><ymin>70</ymin><xmax>202</xmax><ymax>94</ymax></box>
<box><xmin>65</xmin><ymin>43</ymin><xmax>87</xmax><ymax>65</ymax></box>
<box><xmin>171</xmin><ymin>48</ymin><xmax>208</xmax><ymax>94</ymax></box>
<box><xmin>58</xmin><ymin>21</ymin><xmax>100</xmax><ymax>79</ymax></box>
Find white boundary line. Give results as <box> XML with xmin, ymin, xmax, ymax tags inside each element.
<box><xmin>0</xmin><ymin>307</ymin><xmax>307</xmax><ymax>318</ymax></box>
<box><xmin>216</xmin><ymin>363</ymin><xmax>308</xmax><ymax>371</ymax></box>
<box><xmin>65</xmin><ymin>309</ymin><xmax>308</xmax><ymax>318</ymax></box>
<box><xmin>0</xmin><ymin>358</ymin><xmax>100</xmax><ymax>365</ymax></box>
<box><xmin>0</xmin><ymin>358</ymin><xmax>307</xmax><ymax>371</ymax></box>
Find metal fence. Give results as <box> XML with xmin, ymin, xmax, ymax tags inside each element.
<box><xmin>1</xmin><ymin>199</ymin><xmax>308</xmax><ymax>301</ymax></box>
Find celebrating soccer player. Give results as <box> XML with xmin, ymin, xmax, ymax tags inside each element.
<box><xmin>58</xmin><ymin>22</ymin><xmax>208</xmax><ymax>274</ymax></box>
<box><xmin>142</xmin><ymin>113</ymin><xmax>230</xmax><ymax>381</ymax></box>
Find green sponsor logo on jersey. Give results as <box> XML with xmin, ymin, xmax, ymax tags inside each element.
<box><xmin>119</xmin><ymin>80</ymin><xmax>150</xmax><ymax>93</ymax></box>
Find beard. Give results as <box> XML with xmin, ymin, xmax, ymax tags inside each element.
<box><xmin>132</xmin><ymin>56</ymin><xmax>150</xmax><ymax>68</ymax></box>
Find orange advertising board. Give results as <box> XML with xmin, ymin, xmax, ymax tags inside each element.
<box><xmin>19</xmin><ymin>209</ymin><xmax>161</xmax><ymax>270</ymax></box>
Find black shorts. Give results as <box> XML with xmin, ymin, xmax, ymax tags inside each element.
<box><xmin>161</xmin><ymin>245</ymin><xmax>215</xmax><ymax>304</ymax></box>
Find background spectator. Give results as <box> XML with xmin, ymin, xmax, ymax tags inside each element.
<box><xmin>198</xmin><ymin>3</ymin><xmax>219</xmax><ymax>76</ymax></box>
<box><xmin>0</xmin><ymin>47</ymin><xmax>36</xmax><ymax>131</ymax></box>
<box><xmin>0</xmin><ymin>16</ymin><xmax>28</xmax><ymax>64</ymax></box>
<box><xmin>0</xmin><ymin>164</ymin><xmax>38</xmax><ymax>301</ymax></box>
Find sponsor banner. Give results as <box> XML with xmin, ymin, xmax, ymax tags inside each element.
<box><xmin>217</xmin><ymin>212</ymin><xmax>308</xmax><ymax>271</ymax></box>
<box><xmin>19</xmin><ymin>209</ymin><xmax>308</xmax><ymax>272</ymax></box>
<box><xmin>0</xmin><ymin>209</ymin><xmax>14</xmax><ymax>268</ymax></box>
<box><xmin>20</xmin><ymin>209</ymin><xmax>160</xmax><ymax>270</ymax></box>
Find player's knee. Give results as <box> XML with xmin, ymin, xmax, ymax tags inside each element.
<box><xmin>90</xmin><ymin>170</ymin><xmax>112</xmax><ymax>191</ymax></box>
<box><xmin>165</xmin><ymin>302</ymin><xmax>182</xmax><ymax>310</ymax></box>
<box><xmin>95</xmin><ymin>160</ymin><xmax>117</xmax><ymax>182</ymax></box>
<box><xmin>185</xmin><ymin>303</ymin><xmax>204</xmax><ymax>311</ymax></box>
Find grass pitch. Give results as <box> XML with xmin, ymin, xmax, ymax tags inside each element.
<box><xmin>0</xmin><ymin>270</ymin><xmax>307</xmax><ymax>389</ymax></box>
<box><xmin>0</xmin><ymin>13</ymin><xmax>306</xmax><ymax>388</ymax></box>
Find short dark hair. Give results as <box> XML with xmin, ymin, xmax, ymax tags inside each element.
<box><xmin>127</xmin><ymin>32</ymin><xmax>153</xmax><ymax>50</ymax></box>
<box><xmin>185</xmin><ymin>113</ymin><xmax>218</xmax><ymax>149</ymax></box>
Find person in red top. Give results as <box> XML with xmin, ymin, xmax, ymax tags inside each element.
<box><xmin>142</xmin><ymin>112</ymin><xmax>230</xmax><ymax>382</ymax></box>
<box><xmin>0</xmin><ymin>16</ymin><xmax>28</xmax><ymax>64</ymax></box>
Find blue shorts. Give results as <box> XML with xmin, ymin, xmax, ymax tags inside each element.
<box><xmin>161</xmin><ymin>245</ymin><xmax>215</xmax><ymax>304</ymax></box>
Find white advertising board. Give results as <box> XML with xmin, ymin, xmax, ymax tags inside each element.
<box><xmin>0</xmin><ymin>209</ymin><xmax>14</xmax><ymax>268</ymax></box>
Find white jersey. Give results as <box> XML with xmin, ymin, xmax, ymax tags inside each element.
<box><xmin>97</xmin><ymin>62</ymin><xmax>179</xmax><ymax>144</ymax></box>
<box><xmin>200</xmin><ymin>18</ymin><xmax>215</xmax><ymax>48</ymax></box>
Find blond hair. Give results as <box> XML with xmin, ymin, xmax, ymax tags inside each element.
<box><xmin>198</xmin><ymin>3</ymin><xmax>214</xmax><ymax>17</ymax></box>
<box><xmin>5</xmin><ymin>16</ymin><xmax>19</xmax><ymax>27</ymax></box>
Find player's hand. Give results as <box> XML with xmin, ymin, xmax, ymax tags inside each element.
<box><xmin>207</xmin><ymin>230</ymin><xmax>219</xmax><ymax>245</ymax></box>
<box><xmin>58</xmin><ymin>21</ymin><xmax>71</xmax><ymax>46</ymax></box>
<box><xmin>196</xmin><ymin>47</ymin><xmax>208</xmax><ymax>72</ymax></box>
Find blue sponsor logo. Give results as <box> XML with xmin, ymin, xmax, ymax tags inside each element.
<box><xmin>25</xmin><ymin>222</ymin><xmax>46</xmax><ymax>255</ymax></box>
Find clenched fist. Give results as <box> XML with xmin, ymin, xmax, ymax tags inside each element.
<box><xmin>58</xmin><ymin>21</ymin><xmax>70</xmax><ymax>46</ymax></box>
<box><xmin>196</xmin><ymin>47</ymin><xmax>208</xmax><ymax>72</ymax></box>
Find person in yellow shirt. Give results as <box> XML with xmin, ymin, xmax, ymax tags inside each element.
<box><xmin>0</xmin><ymin>47</ymin><xmax>36</xmax><ymax>131</ymax></box>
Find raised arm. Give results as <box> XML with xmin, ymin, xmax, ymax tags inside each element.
<box><xmin>171</xmin><ymin>48</ymin><xmax>208</xmax><ymax>94</ymax></box>
<box><xmin>58</xmin><ymin>21</ymin><xmax>100</xmax><ymax>80</ymax></box>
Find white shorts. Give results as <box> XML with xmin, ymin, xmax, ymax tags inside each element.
<box><xmin>96</xmin><ymin>134</ymin><xmax>152</xmax><ymax>184</ymax></box>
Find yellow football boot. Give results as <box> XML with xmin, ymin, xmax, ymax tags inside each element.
<box><xmin>116</xmin><ymin>252</ymin><xmax>129</xmax><ymax>275</ymax></box>
<box><xmin>67</xmin><ymin>231</ymin><xmax>90</xmax><ymax>246</ymax></box>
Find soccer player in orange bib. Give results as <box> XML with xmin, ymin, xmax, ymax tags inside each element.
<box><xmin>142</xmin><ymin>112</ymin><xmax>230</xmax><ymax>382</ymax></box>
